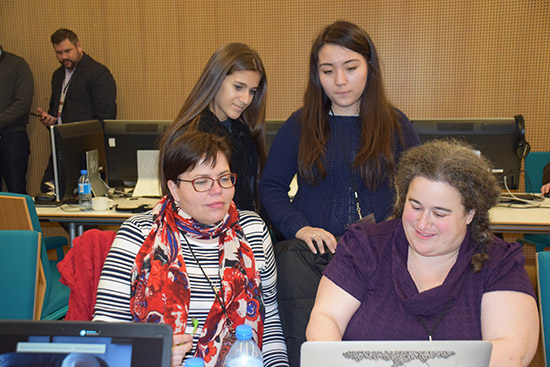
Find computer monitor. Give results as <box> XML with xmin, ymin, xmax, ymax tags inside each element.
<box><xmin>411</xmin><ymin>115</ymin><xmax>528</xmax><ymax>190</ymax></box>
<box><xmin>103</xmin><ymin>120</ymin><xmax>172</xmax><ymax>188</ymax></box>
<box><xmin>50</xmin><ymin>120</ymin><xmax>107</xmax><ymax>203</ymax></box>
<box><xmin>266</xmin><ymin>120</ymin><xmax>286</xmax><ymax>152</ymax></box>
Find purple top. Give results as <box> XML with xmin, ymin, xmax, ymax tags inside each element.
<box><xmin>324</xmin><ymin>218</ymin><xmax>536</xmax><ymax>341</ymax></box>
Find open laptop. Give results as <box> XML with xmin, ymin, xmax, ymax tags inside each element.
<box><xmin>301</xmin><ymin>340</ymin><xmax>492</xmax><ymax>367</ymax></box>
<box><xmin>0</xmin><ymin>320</ymin><xmax>172</xmax><ymax>367</ymax></box>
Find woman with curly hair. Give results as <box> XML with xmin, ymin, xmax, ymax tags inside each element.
<box><xmin>307</xmin><ymin>139</ymin><xmax>538</xmax><ymax>367</ymax></box>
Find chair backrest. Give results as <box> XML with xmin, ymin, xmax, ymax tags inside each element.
<box><xmin>537</xmin><ymin>251</ymin><xmax>550</xmax><ymax>365</ymax></box>
<box><xmin>0</xmin><ymin>230</ymin><xmax>42</xmax><ymax>320</ymax></box>
<box><xmin>0</xmin><ymin>193</ymin><xmax>51</xmax><ymax>316</ymax></box>
<box><xmin>0</xmin><ymin>192</ymin><xmax>42</xmax><ymax>233</ymax></box>
<box><xmin>524</xmin><ymin>152</ymin><xmax>550</xmax><ymax>193</ymax></box>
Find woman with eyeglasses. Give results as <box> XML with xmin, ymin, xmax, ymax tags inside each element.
<box><xmin>93</xmin><ymin>131</ymin><xmax>288</xmax><ymax>367</ymax></box>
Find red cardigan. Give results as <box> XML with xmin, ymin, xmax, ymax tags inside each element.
<box><xmin>57</xmin><ymin>229</ymin><xmax>116</xmax><ymax>320</ymax></box>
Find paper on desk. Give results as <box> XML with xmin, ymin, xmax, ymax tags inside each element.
<box><xmin>132</xmin><ymin>150</ymin><xmax>162</xmax><ymax>197</ymax></box>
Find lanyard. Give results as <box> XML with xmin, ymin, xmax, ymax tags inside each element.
<box><xmin>330</xmin><ymin>109</ymin><xmax>363</xmax><ymax>220</ymax></box>
<box><xmin>181</xmin><ymin>234</ymin><xmax>235</xmax><ymax>333</ymax></box>
<box><xmin>57</xmin><ymin>70</ymin><xmax>74</xmax><ymax>120</ymax></box>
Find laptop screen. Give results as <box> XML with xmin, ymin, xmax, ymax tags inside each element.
<box><xmin>0</xmin><ymin>320</ymin><xmax>172</xmax><ymax>367</ymax></box>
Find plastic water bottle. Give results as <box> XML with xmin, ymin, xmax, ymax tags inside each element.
<box><xmin>78</xmin><ymin>169</ymin><xmax>92</xmax><ymax>211</ymax></box>
<box><xmin>224</xmin><ymin>324</ymin><xmax>262</xmax><ymax>367</ymax></box>
<box><xmin>185</xmin><ymin>357</ymin><xmax>204</xmax><ymax>367</ymax></box>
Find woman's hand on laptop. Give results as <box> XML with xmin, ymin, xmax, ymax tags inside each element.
<box><xmin>172</xmin><ymin>334</ymin><xmax>193</xmax><ymax>366</ymax></box>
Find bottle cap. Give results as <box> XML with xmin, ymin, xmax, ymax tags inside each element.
<box><xmin>81</xmin><ymin>170</ymin><xmax>87</xmax><ymax>175</ymax></box>
<box><xmin>185</xmin><ymin>357</ymin><xmax>204</xmax><ymax>367</ymax></box>
<box><xmin>235</xmin><ymin>324</ymin><xmax>253</xmax><ymax>340</ymax></box>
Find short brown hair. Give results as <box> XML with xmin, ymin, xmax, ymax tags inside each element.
<box><xmin>51</xmin><ymin>28</ymin><xmax>79</xmax><ymax>45</ymax></box>
<box><xmin>160</xmin><ymin>130</ymin><xmax>232</xmax><ymax>197</ymax></box>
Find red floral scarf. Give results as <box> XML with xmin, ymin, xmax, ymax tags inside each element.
<box><xmin>130</xmin><ymin>196</ymin><xmax>264</xmax><ymax>365</ymax></box>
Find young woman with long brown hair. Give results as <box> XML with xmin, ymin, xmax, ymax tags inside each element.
<box><xmin>259</xmin><ymin>21</ymin><xmax>420</xmax><ymax>366</ymax></box>
<box><xmin>163</xmin><ymin>42</ymin><xmax>267</xmax><ymax>212</ymax></box>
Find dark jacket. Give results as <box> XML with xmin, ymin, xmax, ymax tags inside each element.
<box><xmin>196</xmin><ymin>109</ymin><xmax>260</xmax><ymax>211</ymax></box>
<box><xmin>48</xmin><ymin>53</ymin><xmax>116</xmax><ymax>123</ymax></box>
<box><xmin>544</xmin><ymin>161</ymin><xmax>550</xmax><ymax>186</ymax></box>
<box><xmin>0</xmin><ymin>47</ymin><xmax>34</xmax><ymax>132</ymax></box>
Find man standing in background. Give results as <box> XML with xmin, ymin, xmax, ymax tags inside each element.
<box><xmin>0</xmin><ymin>46</ymin><xmax>34</xmax><ymax>194</ymax></box>
<box><xmin>38</xmin><ymin>28</ymin><xmax>116</xmax><ymax>193</ymax></box>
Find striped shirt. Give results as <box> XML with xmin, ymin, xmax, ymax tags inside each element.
<box><xmin>93</xmin><ymin>210</ymin><xmax>289</xmax><ymax>366</ymax></box>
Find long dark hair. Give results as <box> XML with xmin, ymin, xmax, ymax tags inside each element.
<box><xmin>163</xmin><ymin>42</ymin><xmax>267</xmax><ymax>169</ymax></box>
<box><xmin>299</xmin><ymin>20</ymin><xmax>402</xmax><ymax>189</ymax></box>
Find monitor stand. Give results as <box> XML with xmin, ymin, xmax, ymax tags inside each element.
<box><xmin>50</xmin><ymin>126</ymin><xmax>62</xmax><ymax>202</ymax></box>
<box><xmin>86</xmin><ymin>149</ymin><xmax>111</xmax><ymax>198</ymax></box>
<box><xmin>132</xmin><ymin>150</ymin><xmax>161</xmax><ymax>198</ymax></box>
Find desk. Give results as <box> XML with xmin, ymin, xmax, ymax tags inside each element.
<box><xmin>489</xmin><ymin>199</ymin><xmax>550</xmax><ymax>234</ymax></box>
<box><xmin>36</xmin><ymin>198</ymin><xmax>158</xmax><ymax>245</ymax></box>
<box><xmin>37</xmin><ymin>198</ymin><xmax>550</xmax><ymax>244</ymax></box>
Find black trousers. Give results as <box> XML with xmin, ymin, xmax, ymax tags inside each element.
<box><xmin>275</xmin><ymin>239</ymin><xmax>333</xmax><ymax>367</ymax></box>
<box><xmin>0</xmin><ymin>130</ymin><xmax>30</xmax><ymax>194</ymax></box>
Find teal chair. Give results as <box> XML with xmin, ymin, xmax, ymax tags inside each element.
<box><xmin>537</xmin><ymin>251</ymin><xmax>550</xmax><ymax>365</ymax></box>
<box><xmin>0</xmin><ymin>193</ymin><xmax>69</xmax><ymax>320</ymax></box>
<box><xmin>0</xmin><ymin>230</ymin><xmax>42</xmax><ymax>319</ymax></box>
<box><xmin>0</xmin><ymin>192</ymin><xmax>67</xmax><ymax>260</ymax></box>
<box><xmin>520</xmin><ymin>152</ymin><xmax>550</xmax><ymax>252</ymax></box>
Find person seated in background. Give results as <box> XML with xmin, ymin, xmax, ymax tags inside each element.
<box><xmin>93</xmin><ymin>131</ymin><xmax>288</xmax><ymax>367</ymax></box>
<box><xmin>307</xmin><ymin>139</ymin><xmax>539</xmax><ymax>367</ymax></box>
<box><xmin>542</xmin><ymin>161</ymin><xmax>550</xmax><ymax>195</ymax></box>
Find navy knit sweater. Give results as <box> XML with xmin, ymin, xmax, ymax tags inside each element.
<box><xmin>259</xmin><ymin>109</ymin><xmax>420</xmax><ymax>239</ymax></box>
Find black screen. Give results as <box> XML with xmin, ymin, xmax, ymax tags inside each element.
<box><xmin>51</xmin><ymin>120</ymin><xmax>107</xmax><ymax>203</ymax></box>
<box><xmin>411</xmin><ymin>116</ymin><xmax>526</xmax><ymax>190</ymax></box>
<box><xmin>103</xmin><ymin>120</ymin><xmax>172</xmax><ymax>188</ymax></box>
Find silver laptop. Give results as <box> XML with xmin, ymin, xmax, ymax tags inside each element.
<box><xmin>0</xmin><ymin>320</ymin><xmax>172</xmax><ymax>367</ymax></box>
<box><xmin>301</xmin><ymin>340</ymin><xmax>492</xmax><ymax>367</ymax></box>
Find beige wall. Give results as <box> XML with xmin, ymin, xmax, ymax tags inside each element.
<box><xmin>1</xmin><ymin>0</ymin><xmax>549</xmax><ymax>196</ymax></box>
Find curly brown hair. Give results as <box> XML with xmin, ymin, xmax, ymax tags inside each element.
<box><xmin>393</xmin><ymin>139</ymin><xmax>501</xmax><ymax>272</ymax></box>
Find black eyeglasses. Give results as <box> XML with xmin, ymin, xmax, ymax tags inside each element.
<box><xmin>177</xmin><ymin>173</ymin><xmax>237</xmax><ymax>192</ymax></box>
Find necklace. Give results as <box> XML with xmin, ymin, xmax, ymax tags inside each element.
<box><xmin>331</xmin><ymin>108</ymin><xmax>368</xmax><ymax>223</ymax></box>
<box><xmin>416</xmin><ymin>300</ymin><xmax>453</xmax><ymax>341</ymax></box>
<box><xmin>408</xmin><ymin>250</ymin><xmax>457</xmax><ymax>341</ymax></box>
